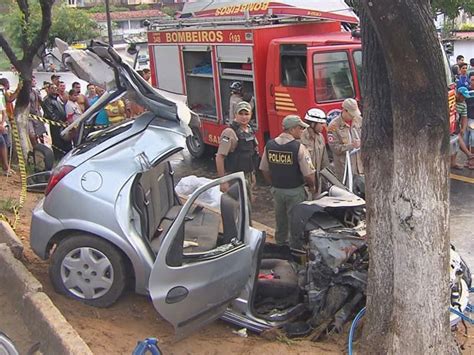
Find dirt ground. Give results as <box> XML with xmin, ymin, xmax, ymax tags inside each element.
<box><xmin>0</xmin><ymin>173</ymin><xmax>344</xmax><ymax>354</ymax></box>
<box><xmin>1</xmin><ymin>172</ymin><xmax>472</xmax><ymax>354</ymax></box>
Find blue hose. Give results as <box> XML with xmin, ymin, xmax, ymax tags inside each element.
<box><xmin>348</xmin><ymin>307</ymin><xmax>366</xmax><ymax>355</ymax></box>
<box><xmin>132</xmin><ymin>338</ymin><xmax>161</xmax><ymax>355</ymax></box>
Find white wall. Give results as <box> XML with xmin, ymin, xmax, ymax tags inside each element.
<box><xmin>454</xmin><ymin>40</ymin><xmax>474</xmax><ymax>63</ymax></box>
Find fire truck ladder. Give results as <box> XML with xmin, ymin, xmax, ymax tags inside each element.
<box><xmin>149</xmin><ymin>13</ymin><xmax>338</xmax><ymax>31</ymax></box>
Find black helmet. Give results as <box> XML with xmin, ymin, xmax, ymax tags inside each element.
<box><xmin>230</xmin><ymin>81</ymin><xmax>242</xmax><ymax>93</ymax></box>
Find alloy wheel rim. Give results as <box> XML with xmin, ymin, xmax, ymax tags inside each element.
<box><xmin>60</xmin><ymin>247</ymin><xmax>114</xmax><ymax>300</ymax></box>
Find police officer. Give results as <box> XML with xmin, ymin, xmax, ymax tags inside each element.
<box><xmin>216</xmin><ymin>101</ymin><xmax>258</xmax><ymax>193</ymax></box>
<box><xmin>259</xmin><ymin>115</ymin><xmax>315</xmax><ymax>247</ymax></box>
<box><xmin>301</xmin><ymin>108</ymin><xmax>330</xmax><ymax>196</ymax></box>
<box><xmin>327</xmin><ymin>98</ymin><xmax>363</xmax><ymax>182</ymax></box>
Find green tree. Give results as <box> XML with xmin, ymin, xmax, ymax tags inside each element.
<box><xmin>161</xmin><ymin>6</ymin><xmax>177</xmax><ymax>18</ymax></box>
<box><xmin>346</xmin><ymin>0</ymin><xmax>474</xmax><ymax>18</ymax></box>
<box><xmin>0</xmin><ymin>0</ymin><xmax>55</xmax><ymax>160</ymax></box>
<box><xmin>4</xmin><ymin>2</ymin><xmax>99</xmax><ymax>49</ymax></box>
<box><xmin>431</xmin><ymin>0</ymin><xmax>474</xmax><ymax>18</ymax></box>
<box><xmin>86</xmin><ymin>5</ymin><xmax>129</xmax><ymax>13</ymax></box>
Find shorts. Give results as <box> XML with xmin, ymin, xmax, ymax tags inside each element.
<box><xmin>0</xmin><ymin>133</ymin><xmax>8</xmax><ymax>147</ymax></box>
<box><xmin>464</xmin><ymin>120</ymin><xmax>474</xmax><ymax>148</ymax></box>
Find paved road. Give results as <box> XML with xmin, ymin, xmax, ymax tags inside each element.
<box><xmin>450</xmin><ymin>174</ymin><xmax>474</xmax><ymax>268</ymax></box>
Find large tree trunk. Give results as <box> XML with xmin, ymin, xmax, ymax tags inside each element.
<box><xmin>0</xmin><ymin>0</ymin><xmax>54</xmax><ymax>162</ymax></box>
<box><xmin>13</xmin><ymin>80</ymin><xmax>32</xmax><ymax>161</ymax></box>
<box><xmin>360</xmin><ymin>1</ymin><xmax>453</xmax><ymax>353</ymax></box>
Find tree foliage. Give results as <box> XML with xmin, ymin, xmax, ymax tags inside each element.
<box><xmin>86</xmin><ymin>5</ymin><xmax>129</xmax><ymax>13</ymax></box>
<box><xmin>346</xmin><ymin>0</ymin><xmax>474</xmax><ymax>18</ymax></box>
<box><xmin>3</xmin><ymin>2</ymin><xmax>99</xmax><ymax>49</ymax></box>
<box><xmin>431</xmin><ymin>0</ymin><xmax>474</xmax><ymax>18</ymax></box>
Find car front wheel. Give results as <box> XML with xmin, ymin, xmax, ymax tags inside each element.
<box><xmin>49</xmin><ymin>234</ymin><xmax>127</xmax><ymax>308</ymax></box>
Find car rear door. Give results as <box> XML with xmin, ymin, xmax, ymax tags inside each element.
<box><xmin>149</xmin><ymin>172</ymin><xmax>260</xmax><ymax>338</ymax></box>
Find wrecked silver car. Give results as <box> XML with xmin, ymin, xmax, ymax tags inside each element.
<box><xmin>29</xmin><ymin>41</ymin><xmax>471</xmax><ymax>340</ymax></box>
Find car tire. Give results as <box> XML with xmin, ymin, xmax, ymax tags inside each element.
<box><xmin>49</xmin><ymin>234</ymin><xmax>127</xmax><ymax>308</ymax></box>
<box><xmin>186</xmin><ymin>127</ymin><xmax>206</xmax><ymax>158</ymax></box>
<box><xmin>32</xmin><ymin>143</ymin><xmax>54</xmax><ymax>172</ymax></box>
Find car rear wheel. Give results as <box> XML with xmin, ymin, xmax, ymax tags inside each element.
<box><xmin>28</xmin><ymin>143</ymin><xmax>54</xmax><ymax>172</ymax></box>
<box><xmin>49</xmin><ymin>234</ymin><xmax>127</xmax><ymax>308</ymax></box>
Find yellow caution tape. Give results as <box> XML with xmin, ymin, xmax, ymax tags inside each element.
<box><xmin>28</xmin><ymin>113</ymin><xmax>108</xmax><ymax>130</ymax></box>
<box><xmin>0</xmin><ymin>119</ymin><xmax>27</xmax><ymax>231</ymax></box>
<box><xmin>1</xmin><ymin>112</ymin><xmax>108</xmax><ymax>230</ymax></box>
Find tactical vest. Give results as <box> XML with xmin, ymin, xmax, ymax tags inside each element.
<box><xmin>265</xmin><ymin>139</ymin><xmax>304</xmax><ymax>188</ymax></box>
<box><xmin>225</xmin><ymin>122</ymin><xmax>257</xmax><ymax>174</ymax></box>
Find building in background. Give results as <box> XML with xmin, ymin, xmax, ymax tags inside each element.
<box><xmin>67</xmin><ymin>0</ymin><xmax>159</xmax><ymax>7</ymax></box>
<box><xmin>90</xmin><ymin>9</ymin><xmax>167</xmax><ymax>43</ymax></box>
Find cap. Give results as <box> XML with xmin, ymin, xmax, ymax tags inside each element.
<box><xmin>342</xmin><ymin>98</ymin><xmax>361</xmax><ymax>119</ymax></box>
<box><xmin>458</xmin><ymin>87</ymin><xmax>474</xmax><ymax>99</ymax></box>
<box><xmin>304</xmin><ymin>108</ymin><xmax>327</xmax><ymax>124</ymax></box>
<box><xmin>282</xmin><ymin>115</ymin><xmax>309</xmax><ymax>130</ymax></box>
<box><xmin>235</xmin><ymin>101</ymin><xmax>252</xmax><ymax>114</ymax></box>
<box><xmin>51</xmin><ymin>74</ymin><xmax>61</xmax><ymax>80</ymax></box>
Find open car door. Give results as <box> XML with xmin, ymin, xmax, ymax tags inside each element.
<box><xmin>149</xmin><ymin>172</ymin><xmax>260</xmax><ymax>338</ymax></box>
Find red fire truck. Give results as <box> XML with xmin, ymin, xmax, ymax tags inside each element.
<box><xmin>147</xmin><ymin>0</ymin><xmax>362</xmax><ymax>157</ymax></box>
<box><xmin>147</xmin><ymin>0</ymin><xmax>458</xmax><ymax>159</ymax></box>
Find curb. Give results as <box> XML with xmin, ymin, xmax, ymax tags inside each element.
<box><xmin>0</xmin><ymin>221</ymin><xmax>24</xmax><ymax>259</ymax></box>
<box><xmin>0</xmin><ymin>237</ymin><xmax>93</xmax><ymax>354</ymax></box>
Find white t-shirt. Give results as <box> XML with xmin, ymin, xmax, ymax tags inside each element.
<box><xmin>65</xmin><ymin>100</ymin><xmax>82</xmax><ymax>123</ymax></box>
<box><xmin>0</xmin><ymin>88</ymin><xmax>6</xmax><ymax>111</ymax></box>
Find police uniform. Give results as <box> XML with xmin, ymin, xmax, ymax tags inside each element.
<box><xmin>300</xmin><ymin>128</ymin><xmax>329</xmax><ymax>195</ymax></box>
<box><xmin>327</xmin><ymin>114</ymin><xmax>363</xmax><ymax>181</ymax></box>
<box><xmin>217</xmin><ymin>120</ymin><xmax>258</xmax><ymax>190</ymax></box>
<box><xmin>260</xmin><ymin>132</ymin><xmax>315</xmax><ymax>247</ymax></box>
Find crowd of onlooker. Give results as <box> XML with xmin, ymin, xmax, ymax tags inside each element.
<box><xmin>0</xmin><ymin>69</ymin><xmax>153</xmax><ymax>173</ymax></box>
<box><xmin>451</xmin><ymin>55</ymin><xmax>474</xmax><ymax>170</ymax></box>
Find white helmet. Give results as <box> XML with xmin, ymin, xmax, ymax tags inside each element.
<box><xmin>304</xmin><ymin>108</ymin><xmax>327</xmax><ymax>124</ymax></box>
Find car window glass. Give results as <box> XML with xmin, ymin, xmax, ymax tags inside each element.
<box><xmin>353</xmin><ymin>50</ymin><xmax>362</xmax><ymax>88</ymax></box>
<box><xmin>280</xmin><ymin>44</ymin><xmax>307</xmax><ymax>87</ymax></box>
<box><xmin>314</xmin><ymin>51</ymin><xmax>355</xmax><ymax>102</ymax></box>
<box><xmin>168</xmin><ymin>178</ymin><xmax>245</xmax><ymax>265</ymax></box>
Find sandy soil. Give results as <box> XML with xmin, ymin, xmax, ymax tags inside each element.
<box><xmin>1</xmin><ymin>172</ymin><xmax>472</xmax><ymax>354</ymax></box>
<box><xmin>0</xmin><ymin>173</ymin><xmax>344</xmax><ymax>354</ymax></box>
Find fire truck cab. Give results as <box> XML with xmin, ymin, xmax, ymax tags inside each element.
<box><xmin>147</xmin><ymin>1</ymin><xmax>361</xmax><ymax>157</ymax></box>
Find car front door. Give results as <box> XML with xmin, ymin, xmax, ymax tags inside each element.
<box><xmin>149</xmin><ymin>172</ymin><xmax>261</xmax><ymax>338</ymax></box>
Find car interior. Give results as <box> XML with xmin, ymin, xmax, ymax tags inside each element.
<box><xmin>132</xmin><ymin>161</ymin><xmax>243</xmax><ymax>257</ymax></box>
<box><xmin>131</xmin><ymin>161</ymin><xmax>304</xmax><ymax>319</ymax></box>
<box><xmin>131</xmin><ymin>161</ymin><xmax>367</xmax><ymax>326</ymax></box>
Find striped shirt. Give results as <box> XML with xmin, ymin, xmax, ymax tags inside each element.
<box><xmin>456</xmin><ymin>102</ymin><xmax>467</xmax><ymax>118</ymax></box>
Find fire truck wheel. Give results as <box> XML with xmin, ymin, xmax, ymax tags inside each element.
<box><xmin>186</xmin><ymin>128</ymin><xmax>206</xmax><ymax>158</ymax></box>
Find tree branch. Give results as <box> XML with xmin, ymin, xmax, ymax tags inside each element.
<box><xmin>28</xmin><ymin>0</ymin><xmax>54</xmax><ymax>60</ymax></box>
<box><xmin>16</xmin><ymin>0</ymin><xmax>29</xmax><ymax>51</ymax></box>
<box><xmin>0</xmin><ymin>34</ymin><xmax>21</xmax><ymax>70</ymax></box>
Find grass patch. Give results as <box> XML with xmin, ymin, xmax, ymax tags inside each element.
<box><xmin>0</xmin><ymin>197</ymin><xmax>19</xmax><ymax>213</ymax></box>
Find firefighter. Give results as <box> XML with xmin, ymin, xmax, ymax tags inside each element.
<box><xmin>216</xmin><ymin>101</ymin><xmax>258</xmax><ymax>193</ymax></box>
<box><xmin>301</xmin><ymin>108</ymin><xmax>330</xmax><ymax>196</ymax></box>
<box><xmin>327</xmin><ymin>98</ymin><xmax>363</xmax><ymax>182</ymax></box>
<box><xmin>228</xmin><ymin>81</ymin><xmax>243</xmax><ymax>123</ymax></box>
<box><xmin>260</xmin><ymin>115</ymin><xmax>315</xmax><ymax>248</ymax></box>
